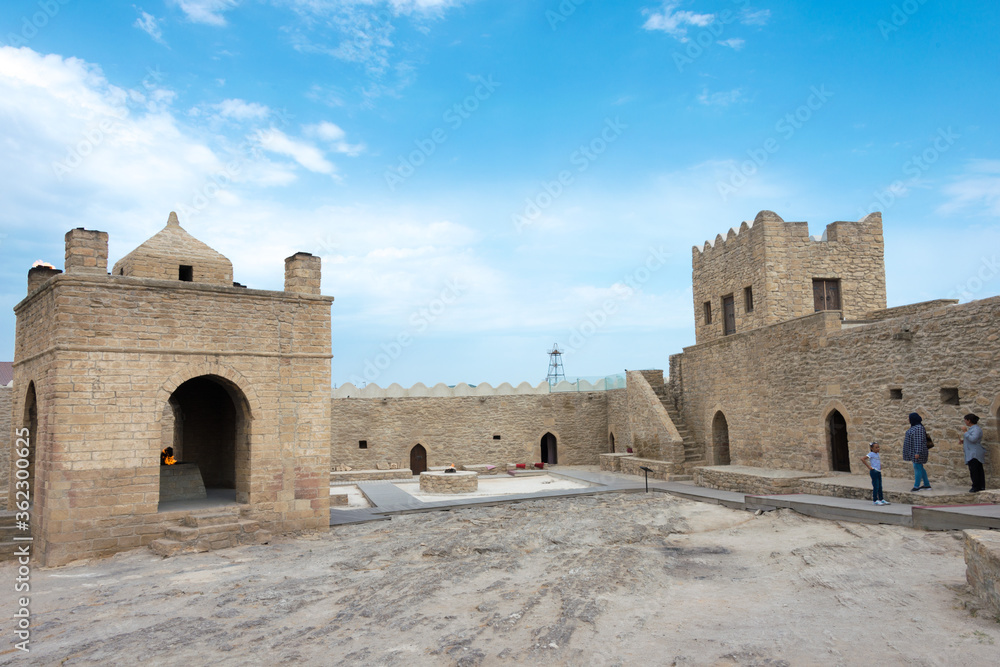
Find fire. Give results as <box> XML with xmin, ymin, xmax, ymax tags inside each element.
<box><xmin>161</xmin><ymin>447</ymin><xmax>176</xmax><ymax>465</ymax></box>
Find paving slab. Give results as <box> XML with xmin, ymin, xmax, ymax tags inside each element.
<box><xmin>746</xmin><ymin>493</ymin><xmax>912</xmax><ymax>526</ymax></box>
<box><xmin>912</xmin><ymin>504</ymin><xmax>1000</xmax><ymax>531</ymax></box>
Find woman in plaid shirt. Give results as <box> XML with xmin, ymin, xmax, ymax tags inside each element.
<box><xmin>903</xmin><ymin>412</ymin><xmax>930</xmax><ymax>492</ymax></box>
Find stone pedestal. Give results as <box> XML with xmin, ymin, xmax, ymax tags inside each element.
<box><xmin>419</xmin><ymin>471</ymin><xmax>478</xmax><ymax>494</ymax></box>
<box><xmin>159</xmin><ymin>463</ymin><xmax>208</xmax><ymax>502</ymax></box>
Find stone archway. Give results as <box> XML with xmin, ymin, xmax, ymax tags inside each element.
<box><xmin>162</xmin><ymin>375</ymin><xmax>251</xmax><ymax>505</ymax></box>
<box><xmin>827</xmin><ymin>409</ymin><xmax>851</xmax><ymax>472</ymax></box>
<box><xmin>609</xmin><ymin>432</ymin><xmax>616</xmax><ymax>453</ymax></box>
<box><xmin>541</xmin><ymin>432</ymin><xmax>558</xmax><ymax>464</ymax></box>
<box><xmin>18</xmin><ymin>382</ymin><xmax>38</xmax><ymax>505</ymax></box>
<box><xmin>712</xmin><ymin>411</ymin><xmax>731</xmax><ymax>465</ymax></box>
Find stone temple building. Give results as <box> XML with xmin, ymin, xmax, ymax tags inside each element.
<box><xmin>8</xmin><ymin>213</ymin><xmax>332</xmax><ymax>565</ymax></box>
<box><xmin>3</xmin><ymin>209</ymin><xmax>998</xmax><ymax>564</ymax></box>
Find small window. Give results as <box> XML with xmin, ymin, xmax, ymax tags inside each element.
<box><xmin>722</xmin><ymin>294</ymin><xmax>736</xmax><ymax>336</ymax></box>
<box><xmin>744</xmin><ymin>286</ymin><xmax>754</xmax><ymax>313</ymax></box>
<box><xmin>358</xmin><ymin>440</ymin><xmax>368</xmax><ymax>449</ymax></box>
<box><xmin>813</xmin><ymin>279</ymin><xmax>841</xmax><ymax>311</ymax></box>
<box><xmin>493</xmin><ymin>435</ymin><xmax>501</xmax><ymax>440</ymax></box>
<box><xmin>940</xmin><ymin>388</ymin><xmax>960</xmax><ymax>405</ymax></box>
<box><xmin>703</xmin><ymin>301</ymin><xmax>713</xmax><ymax>325</ymax></box>
<box><xmin>178</xmin><ymin>265</ymin><xmax>193</xmax><ymax>281</ymax></box>
<box><xmin>889</xmin><ymin>388</ymin><xmax>903</xmax><ymax>400</ymax></box>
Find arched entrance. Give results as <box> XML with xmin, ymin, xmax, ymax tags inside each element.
<box><xmin>164</xmin><ymin>375</ymin><xmax>250</xmax><ymax>502</ymax></box>
<box><xmin>541</xmin><ymin>432</ymin><xmax>558</xmax><ymax>464</ymax></box>
<box><xmin>827</xmin><ymin>410</ymin><xmax>851</xmax><ymax>472</ymax></box>
<box><xmin>410</xmin><ymin>444</ymin><xmax>427</xmax><ymax>474</ymax></box>
<box><xmin>609</xmin><ymin>432</ymin><xmax>616</xmax><ymax>453</ymax></box>
<box><xmin>712</xmin><ymin>411</ymin><xmax>731</xmax><ymax>465</ymax></box>
<box><xmin>20</xmin><ymin>382</ymin><xmax>38</xmax><ymax>504</ymax></box>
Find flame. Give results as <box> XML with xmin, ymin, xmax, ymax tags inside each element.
<box><xmin>161</xmin><ymin>448</ymin><xmax>176</xmax><ymax>465</ymax></box>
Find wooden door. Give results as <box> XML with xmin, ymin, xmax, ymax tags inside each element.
<box><xmin>409</xmin><ymin>444</ymin><xmax>427</xmax><ymax>475</ymax></box>
<box><xmin>723</xmin><ymin>295</ymin><xmax>736</xmax><ymax>335</ymax></box>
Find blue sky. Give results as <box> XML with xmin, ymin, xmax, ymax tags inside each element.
<box><xmin>1</xmin><ymin>0</ymin><xmax>999</xmax><ymax>388</ymax></box>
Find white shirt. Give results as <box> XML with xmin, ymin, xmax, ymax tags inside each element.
<box><xmin>865</xmin><ymin>451</ymin><xmax>881</xmax><ymax>472</ymax></box>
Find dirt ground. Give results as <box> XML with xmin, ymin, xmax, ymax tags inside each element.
<box><xmin>2</xmin><ymin>493</ymin><xmax>998</xmax><ymax>666</ymax></box>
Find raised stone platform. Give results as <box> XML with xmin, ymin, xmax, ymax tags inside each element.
<box><xmin>599</xmin><ymin>452</ymin><xmax>633</xmax><ymax>472</ymax></box>
<box><xmin>694</xmin><ymin>465</ymin><xmax>823</xmax><ymax>494</ymax></box>
<box><xmin>801</xmin><ymin>474</ymin><xmax>981</xmax><ymax>505</ymax></box>
<box><xmin>965</xmin><ymin>530</ymin><xmax>1000</xmax><ymax>618</ymax></box>
<box><xmin>331</xmin><ymin>468</ymin><xmax>413</xmax><ymax>483</ymax></box>
<box><xmin>159</xmin><ymin>463</ymin><xmax>207</xmax><ymax>502</ymax></box>
<box><xmin>420</xmin><ymin>471</ymin><xmax>478</xmax><ymax>494</ymax></box>
<box><xmin>461</xmin><ymin>464</ymin><xmax>500</xmax><ymax>475</ymax></box>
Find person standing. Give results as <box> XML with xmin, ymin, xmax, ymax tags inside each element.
<box><xmin>861</xmin><ymin>442</ymin><xmax>889</xmax><ymax>505</ymax></box>
<box><xmin>961</xmin><ymin>413</ymin><xmax>986</xmax><ymax>492</ymax></box>
<box><xmin>903</xmin><ymin>412</ymin><xmax>930</xmax><ymax>491</ymax></box>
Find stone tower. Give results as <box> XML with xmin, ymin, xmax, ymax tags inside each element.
<box><xmin>10</xmin><ymin>213</ymin><xmax>333</xmax><ymax>566</ymax></box>
<box><xmin>691</xmin><ymin>210</ymin><xmax>886</xmax><ymax>344</ymax></box>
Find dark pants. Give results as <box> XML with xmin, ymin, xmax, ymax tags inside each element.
<box><xmin>870</xmin><ymin>469</ymin><xmax>884</xmax><ymax>502</ymax></box>
<box><xmin>968</xmin><ymin>458</ymin><xmax>986</xmax><ymax>492</ymax></box>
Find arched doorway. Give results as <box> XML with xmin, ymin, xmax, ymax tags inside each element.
<box><xmin>827</xmin><ymin>410</ymin><xmax>851</xmax><ymax>472</ymax></box>
<box><xmin>164</xmin><ymin>375</ymin><xmax>250</xmax><ymax>502</ymax></box>
<box><xmin>410</xmin><ymin>444</ymin><xmax>427</xmax><ymax>474</ymax></box>
<box><xmin>20</xmin><ymin>382</ymin><xmax>38</xmax><ymax>504</ymax></box>
<box><xmin>541</xmin><ymin>432</ymin><xmax>557</xmax><ymax>464</ymax></box>
<box><xmin>712</xmin><ymin>411</ymin><xmax>731</xmax><ymax>465</ymax></box>
<box><xmin>609</xmin><ymin>432</ymin><xmax>616</xmax><ymax>453</ymax></box>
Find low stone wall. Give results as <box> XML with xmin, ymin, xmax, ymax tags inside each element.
<box><xmin>964</xmin><ymin>530</ymin><xmax>1000</xmax><ymax>619</ymax></box>
<box><xmin>600</xmin><ymin>453</ymin><xmax>632</xmax><ymax>472</ymax></box>
<box><xmin>420</xmin><ymin>471</ymin><xmax>478</xmax><ymax>494</ymax></box>
<box><xmin>330</xmin><ymin>493</ymin><xmax>349</xmax><ymax>506</ymax></box>
<box><xmin>330</xmin><ymin>469</ymin><xmax>413</xmax><ymax>482</ymax></box>
<box><xmin>461</xmin><ymin>464</ymin><xmax>500</xmax><ymax>475</ymax></box>
<box><xmin>159</xmin><ymin>463</ymin><xmax>207</xmax><ymax>502</ymax></box>
<box><xmin>694</xmin><ymin>465</ymin><xmax>822</xmax><ymax>495</ymax></box>
<box><xmin>619</xmin><ymin>457</ymin><xmax>675</xmax><ymax>480</ymax></box>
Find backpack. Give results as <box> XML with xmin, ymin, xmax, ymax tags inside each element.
<box><xmin>925</xmin><ymin>432</ymin><xmax>934</xmax><ymax>449</ymax></box>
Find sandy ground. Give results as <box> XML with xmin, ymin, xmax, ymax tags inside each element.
<box><xmin>394</xmin><ymin>473</ymin><xmax>593</xmax><ymax>502</ymax></box>
<box><xmin>1</xmin><ymin>493</ymin><xmax>998</xmax><ymax>666</ymax></box>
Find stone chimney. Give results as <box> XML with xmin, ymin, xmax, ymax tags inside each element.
<box><xmin>64</xmin><ymin>228</ymin><xmax>109</xmax><ymax>275</ymax></box>
<box><xmin>284</xmin><ymin>252</ymin><xmax>322</xmax><ymax>295</ymax></box>
<box><xmin>27</xmin><ymin>266</ymin><xmax>62</xmax><ymax>294</ymax></box>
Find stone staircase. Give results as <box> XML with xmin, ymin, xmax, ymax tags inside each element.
<box><xmin>150</xmin><ymin>510</ymin><xmax>270</xmax><ymax>557</ymax></box>
<box><xmin>653</xmin><ymin>387</ymin><xmax>707</xmax><ymax>473</ymax></box>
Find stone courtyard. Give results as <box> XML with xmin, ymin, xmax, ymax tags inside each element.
<box><xmin>1</xmin><ymin>491</ymin><xmax>998</xmax><ymax>666</ymax></box>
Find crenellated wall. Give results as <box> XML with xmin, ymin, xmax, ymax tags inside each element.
<box><xmin>692</xmin><ymin>210</ymin><xmax>886</xmax><ymax>343</ymax></box>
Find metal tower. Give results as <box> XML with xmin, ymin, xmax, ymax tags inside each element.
<box><xmin>546</xmin><ymin>343</ymin><xmax>565</xmax><ymax>386</ymax></box>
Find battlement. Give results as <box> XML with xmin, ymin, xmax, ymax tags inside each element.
<box><xmin>692</xmin><ymin>210</ymin><xmax>886</xmax><ymax>344</ymax></box>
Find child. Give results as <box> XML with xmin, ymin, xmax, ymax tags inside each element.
<box><xmin>861</xmin><ymin>442</ymin><xmax>890</xmax><ymax>506</ymax></box>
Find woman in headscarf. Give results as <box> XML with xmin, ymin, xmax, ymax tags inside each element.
<box><xmin>902</xmin><ymin>412</ymin><xmax>930</xmax><ymax>491</ymax></box>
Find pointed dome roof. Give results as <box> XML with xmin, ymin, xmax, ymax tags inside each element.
<box><xmin>112</xmin><ymin>212</ymin><xmax>233</xmax><ymax>286</ymax></box>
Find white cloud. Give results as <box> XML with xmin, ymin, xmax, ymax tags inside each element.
<box><xmin>214</xmin><ymin>98</ymin><xmax>272</xmax><ymax>121</ymax></box>
<box><xmin>718</xmin><ymin>38</ymin><xmax>744</xmax><ymax>50</ymax></box>
<box><xmin>169</xmin><ymin>0</ymin><xmax>240</xmax><ymax>26</ymax></box>
<box><xmin>739</xmin><ymin>7</ymin><xmax>771</xmax><ymax>26</ymax></box>
<box><xmin>697</xmin><ymin>87</ymin><xmax>743</xmax><ymax>106</ymax></box>
<box><xmin>305</xmin><ymin>121</ymin><xmax>366</xmax><ymax>155</ymax></box>
<box><xmin>939</xmin><ymin>160</ymin><xmax>1000</xmax><ymax>217</ymax></box>
<box><xmin>254</xmin><ymin>127</ymin><xmax>336</xmax><ymax>175</ymax></box>
<box><xmin>642</xmin><ymin>2</ymin><xmax>715</xmax><ymax>42</ymax></box>
<box><xmin>133</xmin><ymin>8</ymin><xmax>166</xmax><ymax>44</ymax></box>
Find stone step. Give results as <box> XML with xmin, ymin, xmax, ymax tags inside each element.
<box><xmin>152</xmin><ymin>519</ymin><xmax>269</xmax><ymax>558</ymax></box>
<box><xmin>165</xmin><ymin>526</ymin><xmax>200</xmax><ymax>542</ymax></box>
<box><xmin>182</xmin><ymin>511</ymin><xmax>240</xmax><ymax>528</ymax></box>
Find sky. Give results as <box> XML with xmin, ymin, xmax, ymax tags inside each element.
<box><xmin>1</xmin><ymin>0</ymin><xmax>999</xmax><ymax>388</ymax></box>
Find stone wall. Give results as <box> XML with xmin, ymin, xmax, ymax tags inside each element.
<box><xmin>692</xmin><ymin>211</ymin><xmax>886</xmax><ymax>344</ymax></box>
<box><xmin>607</xmin><ymin>388</ymin><xmax>631</xmax><ymax>453</ymax></box>
<box><xmin>330</xmin><ymin>391</ymin><xmax>611</xmax><ymax>470</ymax></box>
<box><xmin>624</xmin><ymin>371</ymin><xmax>684</xmax><ymax>471</ymax></box>
<box><xmin>0</xmin><ymin>385</ymin><xmax>10</xmax><ymax>506</ymax></box>
<box><xmin>672</xmin><ymin>296</ymin><xmax>1000</xmax><ymax>486</ymax></box>
<box><xmin>964</xmin><ymin>530</ymin><xmax>1000</xmax><ymax>619</ymax></box>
